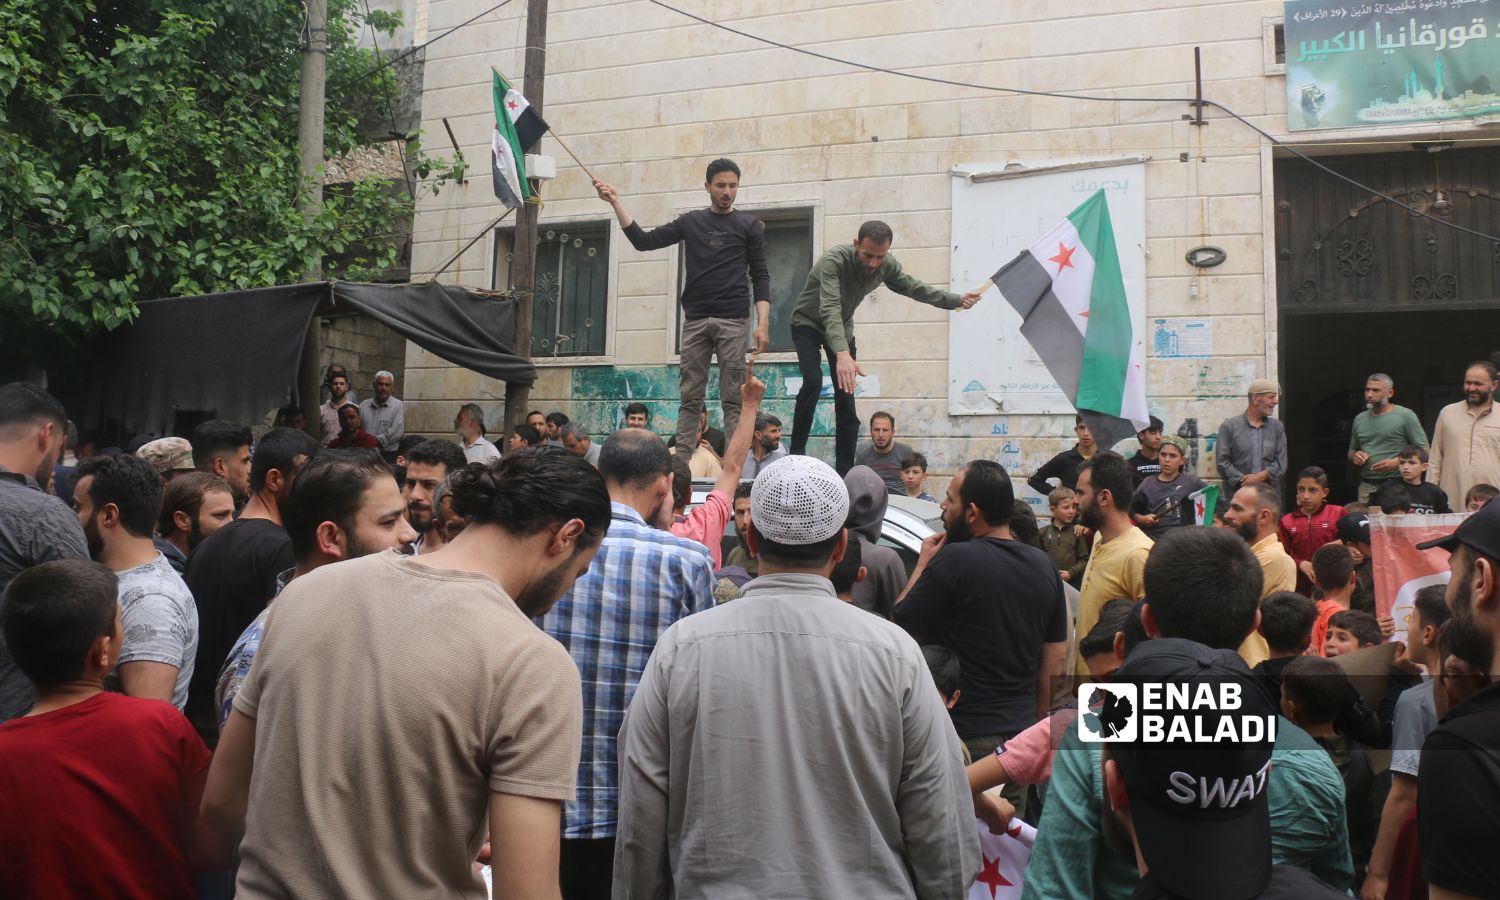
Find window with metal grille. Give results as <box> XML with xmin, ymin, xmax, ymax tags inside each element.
<box><xmin>494</xmin><ymin>222</ymin><xmax>610</xmax><ymax>357</ymax></box>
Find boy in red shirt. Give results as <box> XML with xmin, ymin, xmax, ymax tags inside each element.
<box><xmin>1308</xmin><ymin>542</ymin><xmax>1357</xmax><ymax>657</ymax></box>
<box><xmin>0</xmin><ymin>559</ymin><xmax>217</xmax><ymax>899</ymax></box>
<box><xmin>1280</xmin><ymin>465</ymin><xmax>1345</xmax><ymax>595</ymax></box>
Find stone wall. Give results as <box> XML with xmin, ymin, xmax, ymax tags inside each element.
<box><xmin>319</xmin><ymin>314</ymin><xmax>408</xmax><ymax>408</ymax></box>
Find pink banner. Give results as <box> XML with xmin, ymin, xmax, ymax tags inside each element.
<box><xmin>1369</xmin><ymin>513</ymin><xmax>1464</xmax><ymax>632</ymax></box>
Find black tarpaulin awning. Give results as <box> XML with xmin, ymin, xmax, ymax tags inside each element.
<box><xmin>91</xmin><ymin>281</ymin><xmax>531</xmax><ymax>435</ymax></box>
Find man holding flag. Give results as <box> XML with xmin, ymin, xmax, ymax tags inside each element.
<box><xmin>491</xmin><ymin>70</ymin><xmax>547</xmax><ymax>209</ymax></box>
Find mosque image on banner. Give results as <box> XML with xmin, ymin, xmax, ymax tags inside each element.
<box><xmin>1284</xmin><ymin>0</ymin><xmax>1500</xmax><ymax>130</ymax></box>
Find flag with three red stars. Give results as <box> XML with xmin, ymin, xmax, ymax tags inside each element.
<box><xmin>990</xmin><ymin>189</ymin><xmax>1149</xmax><ymax>450</ymax></box>
<box><xmin>968</xmin><ymin>816</ymin><xmax>1036</xmax><ymax>900</ymax></box>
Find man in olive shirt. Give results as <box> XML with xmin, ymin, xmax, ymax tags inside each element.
<box><xmin>1348</xmin><ymin>373</ymin><xmax>1428</xmax><ymax>503</ymax></box>
<box><xmin>789</xmin><ymin>220</ymin><xmax>986</xmax><ymax>474</ymax></box>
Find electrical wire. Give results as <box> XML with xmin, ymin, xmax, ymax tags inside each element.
<box><xmin>646</xmin><ymin>0</ymin><xmax>1500</xmax><ymax>243</ymax></box>
<box><xmin>352</xmin><ymin>0</ymin><xmax>516</xmax><ymax>83</ymax></box>
<box><xmin>361</xmin><ymin>0</ymin><xmax>416</xmax><ymax>199</ymax></box>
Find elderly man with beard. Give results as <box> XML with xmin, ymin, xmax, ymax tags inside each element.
<box><xmin>1072</xmin><ymin>451</ymin><xmax>1153</xmax><ymax>683</ymax></box>
<box><xmin>1348</xmin><ymin>374</ymin><xmax>1428</xmax><ymax>504</ymax></box>
<box><xmin>401</xmin><ymin>439</ymin><xmax>467</xmax><ymax>554</ymax></box>
<box><xmin>155</xmin><ymin>472</ymin><xmax>236</xmax><ymax>573</ymax></box>
<box><xmin>1223</xmin><ymin>483</ymin><xmax>1295</xmax><ymax>668</ymax></box>
<box><xmin>0</xmin><ymin>382</ymin><xmax>89</xmax><ymax>723</ymax></box>
<box><xmin>1430</xmin><ymin>361</ymin><xmax>1500</xmax><ymax>505</ymax></box>
<box><xmin>1408</xmin><ymin>499</ymin><xmax>1500</xmax><ymax>900</ymax></box>
<box><xmin>201</xmin><ymin>451</ymin><xmax>610</xmax><ymax>899</ymax></box>
<box><xmin>894</xmin><ymin>459</ymin><xmax>1068</xmax><ymax>817</ymax></box>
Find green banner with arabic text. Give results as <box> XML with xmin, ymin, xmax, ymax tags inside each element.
<box><xmin>1286</xmin><ymin>0</ymin><xmax>1500</xmax><ymax>129</ymax></box>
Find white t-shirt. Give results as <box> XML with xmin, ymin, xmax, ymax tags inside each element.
<box><xmin>110</xmin><ymin>552</ymin><xmax>199</xmax><ymax>711</ymax></box>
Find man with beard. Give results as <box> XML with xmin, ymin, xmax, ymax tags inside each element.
<box><xmin>894</xmin><ymin>459</ymin><xmax>1068</xmax><ymax>815</ymax></box>
<box><xmin>402</xmin><ymin>439</ymin><xmax>467</xmax><ymax>554</ymax></box>
<box><xmin>1348</xmin><ymin>374</ymin><xmax>1429</xmax><ymax>504</ymax></box>
<box><xmin>1072</xmin><ymin>451</ymin><xmax>1153</xmax><ymax>683</ymax></box>
<box><xmin>454</xmin><ymin>403</ymin><xmax>501</xmax><ymax>464</ymax></box>
<box><xmin>854</xmin><ymin>412</ymin><xmax>914</xmax><ymax>495</ymax></box>
<box><xmin>191</xmin><ymin>419</ymin><xmax>254</xmax><ymax>506</ymax></box>
<box><xmin>155</xmin><ymin>472</ymin><xmax>235</xmax><ymax>573</ymax></box>
<box><xmin>1411</xmin><ymin>499</ymin><xmax>1500</xmax><ymax>900</ymax></box>
<box><xmin>358</xmin><ymin>371</ymin><xmax>404</xmax><ymax>463</ymax></box>
<box><xmin>0</xmin><ymin>382</ymin><xmax>90</xmax><ymax>722</ymax></box>
<box><xmin>537</xmin><ymin>428</ymin><xmax>716</xmax><ymax>898</ymax></box>
<box><xmin>743</xmin><ymin>412</ymin><xmax>786</xmax><ymax>479</ymax></box>
<box><xmin>201</xmin><ymin>451</ymin><xmax>610</xmax><ymax>899</ymax></box>
<box><xmin>213</xmin><ymin>449</ymin><xmax>417</xmax><ymax>733</ymax></box>
<box><xmin>319</xmin><ymin>369</ymin><xmax>356</xmax><ymax>446</ymax></box>
<box><xmin>327</xmin><ymin>402</ymin><xmax>378</xmax><ymax>449</ymax></box>
<box><xmin>1430</xmin><ymin>361</ymin><xmax>1500</xmax><ymax>504</ymax></box>
<box><xmin>72</xmin><ymin>453</ymin><xmax>198</xmax><ymax>711</ymax></box>
<box><xmin>1222</xmin><ymin>483</ymin><xmax>1294</xmax><ymax>667</ymax></box>
<box><xmin>183</xmin><ymin>427</ymin><xmax>317</xmax><ymax>744</ymax></box>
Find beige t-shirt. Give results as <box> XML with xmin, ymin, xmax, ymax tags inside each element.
<box><xmin>232</xmin><ymin>551</ymin><xmax>582</xmax><ymax>899</ymax></box>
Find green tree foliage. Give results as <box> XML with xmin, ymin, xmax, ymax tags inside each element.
<box><xmin>0</xmin><ymin>0</ymin><xmax>458</xmax><ymax>341</ymax></box>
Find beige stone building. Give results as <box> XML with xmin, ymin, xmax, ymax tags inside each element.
<box><xmin>407</xmin><ymin>0</ymin><xmax>1500</xmax><ymax>505</ymax></box>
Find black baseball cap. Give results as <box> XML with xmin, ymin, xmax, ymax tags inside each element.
<box><xmin>1417</xmin><ymin>495</ymin><xmax>1500</xmax><ymax>556</ymax></box>
<box><xmin>1108</xmin><ymin>639</ymin><xmax>1279</xmax><ymax>900</ymax></box>
<box><xmin>1337</xmin><ymin>511</ymin><xmax>1370</xmax><ymax>545</ymax></box>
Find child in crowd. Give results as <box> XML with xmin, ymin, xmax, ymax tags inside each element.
<box><xmin>1253</xmin><ymin>591</ymin><xmax>1317</xmax><ymax>695</ymax></box>
<box><xmin>828</xmin><ymin>537</ymin><xmax>864</xmax><ymax>604</ymax></box>
<box><xmin>1366</xmin><ymin>586</ymin><xmax>1452</xmax><ymax>900</ymax></box>
<box><xmin>0</xmin><ymin>560</ymin><xmax>218</xmax><ymax>898</ymax></box>
<box><xmin>1281</xmin><ymin>656</ymin><xmax>1375</xmax><ymax>879</ymax></box>
<box><xmin>1309</xmin><ymin>543</ymin><xmax>1357</xmax><ymax>657</ymax></box>
<box><xmin>899</xmin><ymin>453</ymin><xmax>937</xmax><ymax>503</ymax></box>
<box><xmin>1281</xmin><ymin>465</ymin><xmax>1345</xmax><ymax>595</ymax></box>
<box><xmin>1337</xmin><ymin>511</ymin><xmax>1377</xmax><ymax>615</ymax></box>
<box><xmin>1040</xmin><ymin>486</ymin><xmax>1090</xmax><ymax>585</ymax></box>
<box><xmin>1464</xmin><ymin>482</ymin><xmax>1498</xmax><ymax>512</ymax></box>
<box><xmin>1387</xmin><ymin>445</ymin><xmax>1450</xmax><ymax>514</ymax></box>
<box><xmin>1127</xmin><ymin>436</ymin><xmax>1210</xmax><ymax>540</ymax></box>
<box><xmin>1325</xmin><ymin>609</ymin><xmax>1384</xmax><ymax>657</ymax></box>
<box><xmin>1377</xmin><ymin>482</ymin><xmax>1412</xmax><ymax>516</ymax></box>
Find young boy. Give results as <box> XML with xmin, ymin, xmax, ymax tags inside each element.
<box><xmin>1337</xmin><ymin>511</ymin><xmax>1376</xmax><ymax>615</ymax></box>
<box><xmin>1377</xmin><ymin>483</ymin><xmax>1412</xmax><ymax>516</ymax></box>
<box><xmin>899</xmin><ymin>453</ymin><xmax>937</xmax><ymax>503</ymax></box>
<box><xmin>0</xmin><ymin>560</ymin><xmax>217</xmax><ymax>898</ymax></box>
<box><xmin>1309</xmin><ymin>543</ymin><xmax>1357</xmax><ymax>658</ymax></box>
<box><xmin>1366</xmin><ymin>586</ymin><xmax>1451</xmax><ymax>900</ymax></box>
<box><xmin>1325</xmin><ymin>609</ymin><xmax>1384</xmax><ymax>657</ymax></box>
<box><xmin>1389</xmin><ymin>445</ymin><xmax>1450</xmax><ymax>514</ymax></box>
<box><xmin>1040</xmin><ymin>486</ymin><xmax>1090</xmax><ymax>584</ymax></box>
<box><xmin>1127</xmin><ymin>437</ymin><xmax>1211</xmax><ymax>540</ymax></box>
<box><xmin>1280</xmin><ymin>466</ymin><xmax>1345</xmax><ymax>596</ymax></box>
<box><xmin>1281</xmin><ymin>656</ymin><xmax>1375</xmax><ymax>877</ymax></box>
<box><xmin>1464</xmin><ymin>482</ymin><xmax>1498</xmax><ymax>512</ymax></box>
<box><xmin>1253</xmin><ymin>590</ymin><xmax>1317</xmax><ymax>695</ymax></box>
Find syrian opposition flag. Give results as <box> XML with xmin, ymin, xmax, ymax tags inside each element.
<box><xmin>1189</xmin><ymin>483</ymin><xmax>1220</xmax><ymax>526</ymax></box>
<box><xmin>990</xmin><ymin>190</ymin><xmax>1149</xmax><ymax>450</ymax></box>
<box><xmin>491</xmin><ymin>70</ymin><xmax>547</xmax><ymax>208</ymax></box>
<box><xmin>967</xmin><ymin>816</ymin><xmax>1036</xmax><ymax>900</ymax></box>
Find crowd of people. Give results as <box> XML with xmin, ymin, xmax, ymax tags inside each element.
<box><xmin>2</xmin><ymin>352</ymin><xmax>1500</xmax><ymax>900</ymax></box>
<box><xmin>5</xmin><ymin>151</ymin><xmax>1500</xmax><ymax>899</ymax></box>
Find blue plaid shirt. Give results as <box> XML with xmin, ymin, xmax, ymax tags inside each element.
<box><xmin>539</xmin><ymin>502</ymin><xmax>716</xmax><ymax>838</ymax></box>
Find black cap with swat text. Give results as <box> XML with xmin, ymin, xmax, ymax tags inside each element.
<box><xmin>1108</xmin><ymin>638</ymin><xmax>1279</xmax><ymax>900</ymax></box>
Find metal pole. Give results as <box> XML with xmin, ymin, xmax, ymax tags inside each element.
<box><xmin>1193</xmin><ymin>46</ymin><xmax>1205</xmax><ymax>127</ymax></box>
<box><xmin>297</xmin><ymin>0</ymin><xmax>329</xmax><ymax>432</ymax></box>
<box><xmin>503</xmin><ymin>0</ymin><xmax>548</xmax><ymax>432</ymax></box>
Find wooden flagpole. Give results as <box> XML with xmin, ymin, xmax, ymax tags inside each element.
<box><xmin>492</xmin><ymin>65</ymin><xmax>598</xmax><ymax>182</ymax></box>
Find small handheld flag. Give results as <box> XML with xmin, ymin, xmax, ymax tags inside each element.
<box><xmin>1188</xmin><ymin>483</ymin><xmax>1221</xmax><ymax>526</ymax></box>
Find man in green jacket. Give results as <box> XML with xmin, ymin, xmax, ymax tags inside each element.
<box><xmin>789</xmin><ymin>220</ymin><xmax>984</xmax><ymax>473</ymax></box>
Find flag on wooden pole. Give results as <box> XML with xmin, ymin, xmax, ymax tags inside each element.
<box><xmin>490</xmin><ymin>71</ymin><xmax>527</xmax><ymax>208</ymax></box>
<box><xmin>989</xmin><ymin>190</ymin><xmax>1149</xmax><ymax>450</ymax></box>
<box><xmin>493</xmin><ymin>68</ymin><xmax>547</xmax><ymax>152</ymax></box>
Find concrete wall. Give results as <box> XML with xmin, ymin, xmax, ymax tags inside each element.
<box><xmin>319</xmin><ymin>315</ymin><xmax>408</xmax><ymax>406</ymax></box>
<box><xmin>406</xmin><ymin>0</ymin><xmax>1500</xmax><ymax>497</ymax></box>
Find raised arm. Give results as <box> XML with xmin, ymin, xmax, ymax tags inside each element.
<box><xmin>711</xmin><ymin>366</ymin><xmax>766</xmax><ymax>496</ymax></box>
<box><xmin>595</xmin><ymin>179</ymin><xmax>683</xmax><ymax>251</ymax></box>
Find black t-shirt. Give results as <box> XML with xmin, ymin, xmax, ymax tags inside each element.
<box><xmin>1398</xmin><ymin>481</ymin><xmax>1451</xmax><ymax>515</ymax></box>
<box><xmin>893</xmin><ymin>537</ymin><xmax>1067</xmax><ymax>737</ymax></box>
<box><xmin>182</xmin><ymin>517</ymin><xmax>294</xmax><ymax>744</ymax></box>
<box><xmin>1418</xmin><ymin>679</ymin><xmax>1500</xmax><ymax>898</ymax></box>
<box><xmin>622</xmin><ymin>208</ymin><xmax>771</xmax><ymax>320</ymax></box>
<box><xmin>1128</xmin><ymin>450</ymin><xmax>1161</xmax><ymax>487</ymax></box>
<box><xmin>1128</xmin><ymin>866</ymin><xmax>1347</xmax><ymax>899</ymax></box>
<box><xmin>1027</xmin><ymin>447</ymin><xmax>1087</xmax><ymax>497</ymax></box>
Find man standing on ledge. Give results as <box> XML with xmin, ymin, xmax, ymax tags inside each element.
<box><xmin>790</xmin><ymin>220</ymin><xmax>985</xmax><ymax>474</ymax></box>
<box><xmin>595</xmin><ymin>159</ymin><xmax>770</xmax><ymax>460</ymax></box>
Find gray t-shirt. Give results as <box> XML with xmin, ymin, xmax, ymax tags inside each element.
<box><xmin>854</xmin><ymin>441</ymin><xmax>914</xmax><ymax>494</ymax></box>
<box><xmin>107</xmin><ymin>552</ymin><xmax>199</xmax><ymax>711</ymax></box>
<box><xmin>0</xmin><ymin>467</ymin><xmax>90</xmax><ymax>722</ymax></box>
<box><xmin>1390</xmin><ymin>679</ymin><xmax>1437</xmax><ymax>777</ymax></box>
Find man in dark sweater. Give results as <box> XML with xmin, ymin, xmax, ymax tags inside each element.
<box><xmin>596</xmin><ymin>159</ymin><xmax>770</xmax><ymax>458</ymax></box>
<box><xmin>1026</xmin><ymin>415</ymin><xmax>1097</xmax><ymax>496</ymax></box>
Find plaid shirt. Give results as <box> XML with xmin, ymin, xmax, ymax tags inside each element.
<box><xmin>539</xmin><ymin>501</ymin><xmax>716</xmax><ymax>838</ymax></box>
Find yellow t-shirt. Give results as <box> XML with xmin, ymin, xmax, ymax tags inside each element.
<box><xmin>1240</xmin><ymin>534</ymin><xmax>1297</xmax><ymax>667</ymax></box>
<box><xmin>1074</xmin><ymin>526</ymin><xmax>1153</xmax><ymax>681</ymax></box>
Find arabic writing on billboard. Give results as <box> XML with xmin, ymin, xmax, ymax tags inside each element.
<box><xmin>1285</xmin><ymin>0</ymin><xmax>1500</xmax><ymax>130</ymax></box>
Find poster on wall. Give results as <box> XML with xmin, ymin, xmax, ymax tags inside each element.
<box><xmin>1285</xmin><ymin>0</ymin><xmax>1500</xmax><ymax>130</ymax></box>
<box><xmin>948</xmin><ymin>158</ymin><xmax>1147</xmax><ymax>417</ymax></box>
